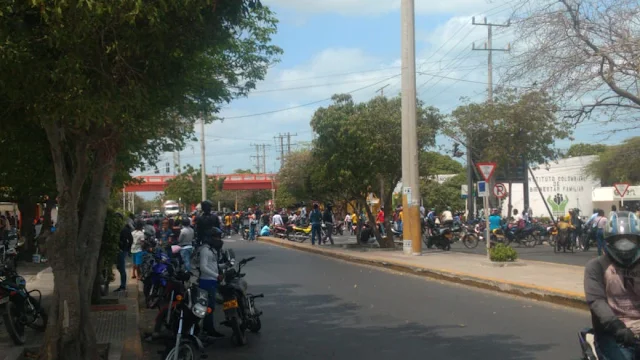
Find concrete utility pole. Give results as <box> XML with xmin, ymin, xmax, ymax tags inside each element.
<box><xmin>212</xmin><ymin>165</ymin><xmax>223</xmax><ymax>175</ymax></box>
<box><xmin>173</xmin><ymin>151</ymin><xmax>181</xmax><ymax>175</ymax></box>
<box><xmin>122</xmin><ymin>187</ymin><xmax>126</xmax><ymax>211</ymax></box>
<box><xmin>275</xmin><ymin>134</ymin><xmax>286</xmax><ymax>168</ymax></box>
<box><xmin>200</xmin><ymin>117</ymin><xmax>207</xmax><ymax>201</ymax></box>
<box><xmin>469</xmin><ymin>17</ymin><xmax>510</xmax><ymax>217</ymax></box>
<box><xmin>286</xmin><ymin>133</ymin><xmax>296</xmax><ymax>156</ymax></box>
<box><xmin>262</xmin><ymin>144</ymin><xmax>267</xmax><ymax>174</ymax></box>
<box><xmin>400</xmin><ymin>0</ymin><xmax>422</xmax><ymax>255</ymax></box>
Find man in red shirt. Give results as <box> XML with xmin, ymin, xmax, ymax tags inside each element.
<box><xmin>376</xmin><ymin>207</ymin><xmax>385</xmax><ymax>236</ymax></box>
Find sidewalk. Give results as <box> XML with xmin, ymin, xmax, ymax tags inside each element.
<box><xmin>258</xmin><ymin>236</ymin><xmax>587</xmax><ymax>309</ymax></box>
<box><xmin>1</xmin><ymin>263</ymin><xmax>142</xmax><ymax>360</ymax></box>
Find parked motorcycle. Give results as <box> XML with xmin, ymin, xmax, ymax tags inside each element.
<box><xmin>286</xmin><ymin>223</ymin><xmax>311</xmax><ymax>242</ymax></box>
<box><xmin>332</xmin><ymin>221</ymin><xmax>344</xmax><ymax>236</ymax></box>
<box><xmin>271</xmin><ymin>224</ymin><xmax>288</xmax><ymax>239</ymax></box>
<box><xmin>424</xmin><ymin>226</ymin><xmax>453</xmax><ymax>251</ymax></box>
<box><xmin>0</xmin><ymin>230</ymin><xmax>19</xmax><ymax>270</ymax></box>
<box><xmin>491</xmin><ymin>224</ymin><xmax>538</xmax><ymax>247</ymax></box>
<box><xmin>162</xmin><ymin>283</ymin><xmax>210</xmax><ymax>360</ymax></box>
<box><xmin>0</xmin><ymin>265</ymin><xmax>48</xmax><ymax>345</ymax></box>
<box><xmin>219</xmin><ymin>256</ymin><xmax>263</xmax><ymax>346</ymax></box>
<box><xmin>144</xmin><ymin>252</ymin><xmax>174</xmax><ymax>309</ymax></box>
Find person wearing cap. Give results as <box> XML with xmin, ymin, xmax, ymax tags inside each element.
<box><xmin>584</xmin><ymin>211</ymin><xmax>640</xmax><ymax>359</ymax></box>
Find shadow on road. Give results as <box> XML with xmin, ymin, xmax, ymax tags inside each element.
<box><xmin>205</xmin><ymin>282</ymin><xmax>557</xmax><ymax>360</ymax></box>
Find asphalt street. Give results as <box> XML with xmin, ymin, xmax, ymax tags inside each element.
<box><xmin>331</xmin><ymin>233</ymin><xmax>598</xmax><ymax>267</ymax></box>
<box><xmin>142</xmin><ymin>236</ymin><xmax>590</xmax><ymax>359</ymax></box>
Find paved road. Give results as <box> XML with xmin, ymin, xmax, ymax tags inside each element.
<box><xmin>142</xmin><ymin>236</ymin><xmax>589</xmax><ymax>359</ymax></box>
<box><xmin>329</xmin><ymin>233</ymin><xmax>598</xmax><ymax>267</ymax></box>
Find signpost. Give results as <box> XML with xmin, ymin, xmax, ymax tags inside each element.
<box><xmin>477</xmin><ymin>162</ymin><xmax>497</xmax><ymax>260</ymax></box>
<box><xmin>493</xmin><ymin>183</ymin><xmax>507</xmax><ymax>198</ymax></box>
<box><xmin>613</xmin><ymin>183</ymin><xmax>631</xmax><ymax>207</ymax></box>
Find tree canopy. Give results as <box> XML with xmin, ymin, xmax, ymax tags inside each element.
<box><xmin>586</xmin><ymin>137</ymin><xmax>640</xmax><ymax>186</ymax></box>
<box><xmin>565</xmin><ymin>143</ymin><xmax>608</xmax><ymax>158</ymax></box>
<box><xmin>505</xmin><ymin>0</ymin><xmax>640</xmax><ymax>126</ymax></box>
<box><xmin>447</xmin><ymin>89</ymin><xmax>572</xmax><ymax>169</ymax></box>
<box><xmin>0</xmin><ymin>1</ymin><xmax>281</xmax><ymax>358</ymax></box>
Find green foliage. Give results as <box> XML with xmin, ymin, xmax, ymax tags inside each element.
<box><xmin>277</xmin><ymin>149</ymin><xmax>328</xmax><ymax>202</ymax></box>
<box><xmin>489</xmin><ymin>243</ymin><xmax>518</xmax><ymax>262</ymax></box>
<box><xmin>233</xmin><ymin>169</ymin><xmax>254</xmax><ymax>174</ymax></box>
<box><xmin>565</xmin><ymin>143</ymin><xmax>608</xmax><ymax>158</ymax></box>
<box><xmin>447</xmin><ymin>89</ymin><xmax>572</xmax><ymax>169</ymax></box>
<box><xmin>164</xmin><ymin>165</ymin><xmax>225</xmax><ymax>206</ymax></box>
<box><xmin>275</xmin><ymin>188</ymin><xmax>297</xmax><ymax>209</ymax></box>
<box><xmin>420</xmin><ymin>174</ymin><xmax>466</xmax><ymax>213</ymax></box>
<box><xmin>586</xmin><ymin>137</ymin><xmax>640</xmax><ymax>186</ymax></box>
<box><xmin>420</xmin><ymin>151</ymin><xmax>465</xmax><ymax>176</ymax></box>
<box><xmin>310</xmin><ymin>94</ymin><xmax>441</xmax><ymax>203</ymax></box>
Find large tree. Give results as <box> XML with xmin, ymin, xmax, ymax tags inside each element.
<box><xmin>0</xmin><ymin>1</ymin><xmax>281</xmax><ymax>359</ymax></box>
<box><xmin>311</xmin><ymin>94</ymin><xmax>440</xmax><ymax>246</ymax></box>
<box><xmin>586</xmin><ymin>137</ymin><xmax>640</xmax><ymax>186</ymax></box>
<box><xmin>504</xmin><ymin>0</ymin><xmax>640</xmax><ymax>126</ymax></box>
<box><xmin>447</xmin><ymin>89</ymin><xmax>572</xmax><ymax>212</ymax></box>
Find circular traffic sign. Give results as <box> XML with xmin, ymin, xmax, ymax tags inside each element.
<box><xmin>493</xmin><ymin>183</ymin><xmax>507</xmax><ymax>198</ymax></box>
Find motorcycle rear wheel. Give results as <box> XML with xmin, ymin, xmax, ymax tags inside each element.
<box><xmin>3</xmin><ymin>302</ymin><xmax>26</xmax><ymax>345</ymax></box>
<box><xmin>27</xmin><ymin>296</ymin><xmax>48</xmax><ymax>332</ymax></box>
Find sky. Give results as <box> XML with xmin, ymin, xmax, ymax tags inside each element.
<box><xmin>138</xmin><ymin>0</ymin><xmax>630</xmax><ymax>181</ymax></box>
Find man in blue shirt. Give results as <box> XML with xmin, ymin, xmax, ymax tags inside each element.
<box><xmin>309</xmin><ymin>203</ymin><xmax>323</xmax><ymax>246</ymax></box>
<box><xmin>489</xmin><ymin>208</ymin><xmax>502</xmax><ymax>232</ymax></box>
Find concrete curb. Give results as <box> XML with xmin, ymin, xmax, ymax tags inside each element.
<box><xmin>258</xmin><ymin>236</ymin><xmax>588</xmax><ymax>310</ymax></box>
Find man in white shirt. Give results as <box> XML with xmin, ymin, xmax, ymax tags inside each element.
<box><xmin>441</xmin><ymin>207</ymin><xmax>454</xmax><ymax>227</ymax></box>
<box><xmin>272</xmin><ymin>212</ymin><xmax>284</xmax><ymax>226</ymax></box>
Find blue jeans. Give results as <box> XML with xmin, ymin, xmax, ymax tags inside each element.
<box><xmin>249</xmin><ymin>225</ymin><xmax>256</xmax><ymax>240</ymax></box>
<box><xmin>397</xmin><ymin>220</ymin><xmax>403</xmax><ymax>233</ymax></box>
<box><xmin>180</xmin><ymin>247</ymin><xmax>193</xmax><ymax>272</ymax></box>
<box><xmin>311</xmin><ymin>224</ymin><xmax>322</xmax><ymax>245</ymax></box>
<box><xmin>117</xmin><ymin>251</ymin><xmax>127</xmax><ymax>289</ymax></box>
<box><xmin>597</xmin><ymin>229</ymin><xmax>606</xmax><ymax>256</ymax></box>
<box><xmin>597</xmin><ymin>333</ymin><xmax>634</xmax><ymax>360</ymax></box>
<box><xmin>199</xmin><ymin>279</ymin><xmax>218</xmax><ymax>334</ymax></box>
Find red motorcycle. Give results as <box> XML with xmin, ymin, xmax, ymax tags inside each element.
<box><xmin>271</xmin><ymin>224</ymin><xmax>288</xmax><ymax>239</ymax></box>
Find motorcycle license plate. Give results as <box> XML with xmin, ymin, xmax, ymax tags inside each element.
<box><xmin>223</xmin><ymin>299</ymin><xmax>238</xmax><ymax>310</ymax></box>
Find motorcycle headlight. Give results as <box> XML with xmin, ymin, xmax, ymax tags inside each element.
<box><xmin>192</xmin><ymin>302</ymin><xmax>208</xmax><ymax>318</ymax></box>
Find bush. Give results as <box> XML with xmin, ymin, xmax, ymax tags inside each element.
<box><xmin>489</xmin><ymin>243</ymin><xmax>518</xmax><ymax>262</ymax></box>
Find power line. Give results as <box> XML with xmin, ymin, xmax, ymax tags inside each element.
<box><xmin>222</xmin><ymin>74</ymin><xmax>400</xmax><ymax>120</ymax></box>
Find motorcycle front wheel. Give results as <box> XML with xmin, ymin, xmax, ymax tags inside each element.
<box><xmin>3</xmin><ymin>302</ymin><xmax>26</xmax><ymax>345</ymax></box>
<box><xmin>462</xmin><ymin>234</ymin><xmax>479</xmax><ymax>249</ymax></box>
<box><xmin>164</xmin><ymin>340</ymin><xmax>198</xmax><ymax>360</ymax></box>
<box><xmin>248</xmin><ymin>317</ymin><xmax>262</xmax><ymax>333</ymax></box>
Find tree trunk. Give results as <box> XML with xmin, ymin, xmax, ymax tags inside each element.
<box><xmin>364</xmin><ymin>200</ymin><xmax>394</xmax><ymax>248</ymax></box>
<box><xmin>18</xmin><ymin>197</ymin><xmax>36</xmax><ymax>257</ymax></box>
<box><xmin>40</xmin><ymin>121</ymin><xmax>119</xmax><ymax>360</ymax></box>
<box><xmin>91</xmin><ymin>255</ymin><xmax>105</xmax><ymax>305</ymax></box>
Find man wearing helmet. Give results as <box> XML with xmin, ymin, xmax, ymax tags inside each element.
<box><xmin>585</xmin><ymin>211</ymin><xmax>640</xmax><ymax>359</ymax></box>
<box><xmin>195</xmin><ymin>200</ymin><xmax>225</xmax><ymax>338</ymax></box>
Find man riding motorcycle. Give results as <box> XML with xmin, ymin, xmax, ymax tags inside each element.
<box><xmin>584</xmin><ymin>211</ymin><xmax>640</xmax><ymax>359</ymax></box>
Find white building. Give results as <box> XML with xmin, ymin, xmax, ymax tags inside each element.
<box><xmin>505</xmin><ymin>156</ymin><xmax>602</xmax><ymax>218</ymax></box>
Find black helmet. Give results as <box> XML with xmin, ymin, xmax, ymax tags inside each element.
<box><xmin>134</xmin><ymin>219</ymin><xmax>144</xmax><ymax>230</ymax></box>
<box><xmin>605</xmin><ymin>211</ymin><xmax>640</xmax><ymax>268</ymax></box>
<box><xmin>201</xmin><ymin>200</ymin><xmax>213</xmax><ymax>214</ymax></box>
<box><xmin>181</xmin><ymin>218</ymin><xmax>191</xmax><ymax>227</ymax></box>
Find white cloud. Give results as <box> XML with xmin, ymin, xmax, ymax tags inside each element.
<box><xmin>263</xmin><ymin>0</ymin><xmax>505</xmax><ymax>16</ymax></box>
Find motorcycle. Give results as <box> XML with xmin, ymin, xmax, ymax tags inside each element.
<box><xmin>286</xmin><ymin>223</ymin><xmax>312</xmax><ymax>242</ymax></box>
<box><xmin>144</xmin><ymin>252</ymin><xmax>174</xmax><ymax>309</ymax></box>
<box><xmin>332</xmin><ymin>221</ymin><xmax>344</xmax><ymax>236</ymax></box>
<box><xmin>162</xmin><ymin>283</ymin><xmax>210</xmax><ymax>360</ymax></box>
<box><xmin>0</xmin><ymin>265</ymin><xmax>48</xmax><ymax>345</ymax></box>
<box><xmin>456</xmin><ymin>224</ymin><xmax>480</xmax><ymax>249</ymax></box>
<box><xmin>219</xmin><ymin>256</ymin><xmax>263</xmax><ymax>346</ymax></box>
<box><xmin>271</xmin><ymin>224</ymin><xmax>288</xmax><ymax>239</ymax></box>
<box><xmin>491</xmin><ymin>223</ymin><xmax>538</xmax><ymax>247</ymax></box>
<box><xmin>0</xmin><ymin>230</ymin><xmax>19</xmax><ymax>270</ymax></box>
<box><xmin>424</xmin><ymin>226</ymin><xmax>453</xmax><ymax>251</ymax></box>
